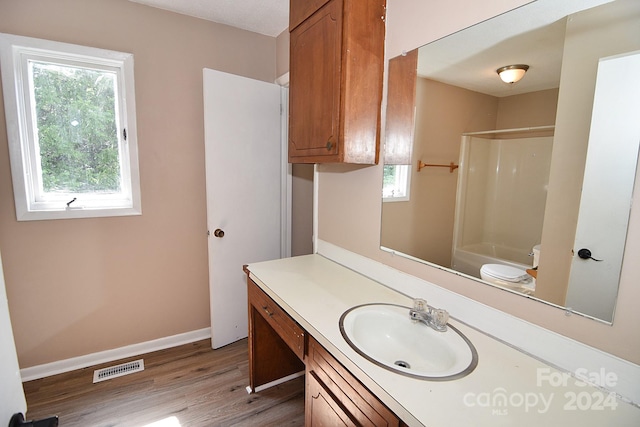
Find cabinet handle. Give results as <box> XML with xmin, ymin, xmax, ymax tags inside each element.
<box><xmin>262</xmin><ymin>306</ymin><xmax>274</xmax><ymax>317</ymax></box>
<box><xmin>326</xmin><ymin>140</ymin><xmax>333</xmax><ymax>151</ymax></box>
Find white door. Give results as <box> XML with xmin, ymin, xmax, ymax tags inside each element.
<box><xmin>203</xmin><ymin>69</ymin><xmax>284</xmax><ymax>349</ymax></box>
<box><xmin>566</xmin><ymin>51</ymin><xmax>640</xmax><ymax>320</ymax></box>
<box><xmin>0</xmin><ymin>251</ymin><xmax>27</xmax><ymax>424</ymax></box>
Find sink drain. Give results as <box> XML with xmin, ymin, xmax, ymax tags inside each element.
<box><xmin>394</xmin><ymin>360</ymin><xmax>411</xmax><ymax>369</ymax></box>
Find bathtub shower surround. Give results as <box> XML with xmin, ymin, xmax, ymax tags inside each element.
<box><xmin>451</xmin><ymin>129</ymin><xmax>553</xmax><ymax>291</ymax></box>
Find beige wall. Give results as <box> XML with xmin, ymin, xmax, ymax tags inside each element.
<box><xmin>381</xmin><ymin>78</ymin><xmax>497</xmax><ymax>265</ymax></box>
<box><xmin>276</xmin><ymin>29</ymin><xmax>290</xmax><ymax>79</ymax></box>
<box><xmin>319</xmin><ymin>0</ymin><xmax>640</xmax><ymax>364</ymax></box>
<box><xmin>291</xmin><ymin>164</ymin><xmax>314</xmax><ymax>256</ymax></box>
<box><xmin>0</xmin><ymin>0</ymin><xmax>276</xmax><ymax>368</ymax></box>
<box><xmin>496</xmin><ymin>89</ymin><xmax>558</xmax><ymax>129</ymax></box>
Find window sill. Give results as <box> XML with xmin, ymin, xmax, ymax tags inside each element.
<box><xmin>16</xmin><ymin>206</ymin><xmax>142</xmax><ymax>221</ymax></box>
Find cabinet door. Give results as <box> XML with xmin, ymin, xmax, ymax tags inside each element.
<box><xmin>306</xmin><ymin>337</ymin><xmax>400</xmax><ymax>427</ymax></box>
<box><xmin>384</xmin><ymin>49</ymin><xmax>418</xmax><ymax>165</ymax></box>
<box><xmin>290</xmin><ymin>0</ymin><xmax>331</xmax><ymax>30</ymax></box>
<box><xmin>289</xmin><ymin>0</ymin><xmax>342</xmax><ymax>161</ymax></box>
<box><xmin>306</xmin><ymin>370</ymin><xmax>358</xmax><ymax>427</ymax></box>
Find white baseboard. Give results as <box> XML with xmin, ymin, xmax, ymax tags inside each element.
<box><xmin>20</xmin><ymin>328</ymin><xmax>211</xmax><ymax>382</ymax></box>
<box><xmin>316</xmin><ymin>239</ymin><xmax>640</xmax><ymax>406</ymax></box>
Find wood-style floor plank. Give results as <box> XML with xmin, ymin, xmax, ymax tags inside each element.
<box><xmin>23</xmin><ymin>339</ymin><xmax>305</xmax><ymax>427</ymax></box>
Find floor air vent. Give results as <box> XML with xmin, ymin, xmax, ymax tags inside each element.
<box><xmin>93</xmin><ymin>359</ymin><xmax>144</xmax><ymax>383</ymax></box>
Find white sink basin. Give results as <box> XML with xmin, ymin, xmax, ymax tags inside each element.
<box><xmin>339</xmin><ymin>303</ymin><xmax>477</xmax><ymax>380</ymax></box>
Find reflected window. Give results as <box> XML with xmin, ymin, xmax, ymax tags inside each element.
<box><xmin>382</xmin><ymin>164</ymin><xmax>410</xmax><ymax>201</ymax></box>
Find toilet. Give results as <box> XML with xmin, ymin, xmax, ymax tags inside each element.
<box><xmin>480</xmin><ymin>263</ymin><xmax>534</xmax><ymax>294</ymax></box>
<box><xmin>532</xmin><ymin>244</ymin><xmax>541</xmax><ymax>268</ymax></box>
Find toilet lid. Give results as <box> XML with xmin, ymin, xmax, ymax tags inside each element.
<box><xmin>481</xmin><ymin>264</ymin><xmax>530</xmax><ymax>282</ymax></box>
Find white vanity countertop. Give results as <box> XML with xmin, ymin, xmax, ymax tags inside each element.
<box><xmin>247</xmin><ymin>254</ymin><xmax>640</xmax><ymax>427</ymax></box>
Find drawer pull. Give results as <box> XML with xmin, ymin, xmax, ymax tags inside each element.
<box><xmin>262</xmin><ymin>306</ymin><xmax>274</xmax><ymax>317</ymax></box>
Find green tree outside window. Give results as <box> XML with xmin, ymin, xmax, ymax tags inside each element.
<box><xmin>32</xmin><ymin>62</ymin><xmax>121</xmax><ymax>194</ymax></box>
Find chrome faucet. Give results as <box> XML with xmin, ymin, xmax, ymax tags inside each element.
<box><xmin>409</xmin><ymin>298</ymin><xmax>449</xmax><ymax>332</ymax></box>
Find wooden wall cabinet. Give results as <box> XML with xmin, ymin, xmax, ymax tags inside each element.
<box><xmin>288</xmin><ymin>0</ymin><xmax>386</xmax><ymax>164</ymax></box>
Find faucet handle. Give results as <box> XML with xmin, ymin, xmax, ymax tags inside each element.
<box><xmin>413</xmin><ymin>298</ymin><xmax>428</xmax><ymax>312</ymax></box>
<box><xmin>431</xmin><ymin>308</ymin><xmax>449</xmax><ymax>331</ymax></box>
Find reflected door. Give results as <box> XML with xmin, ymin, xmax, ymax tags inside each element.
<box><xmin>566</xmin><ymin>51</ymin><xmax>640</xmax><ymax>321</ymax></box>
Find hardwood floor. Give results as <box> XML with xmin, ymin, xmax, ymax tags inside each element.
<box><xmin>23</xmin><ymin>339</ymin><xmax>305</xmax><ymax>427</ymax></box>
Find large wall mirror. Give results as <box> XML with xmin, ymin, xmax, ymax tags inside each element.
<box><xmin>381</xmin><ymin>0</ymin><xmax>640</xmax><ymax>323</ymax></box>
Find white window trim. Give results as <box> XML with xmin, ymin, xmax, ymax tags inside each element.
<box><xmin>0</xmin><ymin>33</ymin><xmax>141</xmax><ymax>221</ymax></box>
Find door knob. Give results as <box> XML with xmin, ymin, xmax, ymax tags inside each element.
<box><xmin>577</xmin><ymin>248</ymin><xmax>602</xmax><ymax>261</ymax></box>
<box><xmin>213</xmin><ymin>228</ymin><xmax>225</xmax><ymax>238</ymax></box>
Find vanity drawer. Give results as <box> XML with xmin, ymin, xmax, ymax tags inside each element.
<box><xmin>248</xmin><ymin>279</ymin><xmax>305</xmax><ymax>360</ymax></box>
<box><xmin>306</xmin><ymin>336</ymin><xmax>400</xmax><ymax>427</ymax></box>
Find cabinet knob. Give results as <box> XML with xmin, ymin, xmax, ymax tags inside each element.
<box><xmin>326</xmin><ymin>140</ymin><xmax>333</xmax><ymax>151</ymax></box>
<box><xmin>262</xmin><ymin>305</ymin><xmax>274</xmax><ymax>317</ymax></box>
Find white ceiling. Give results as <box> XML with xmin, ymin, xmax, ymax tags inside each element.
<box><xmin>417</xmin><ymin>0</ymin><xmax>613</xmax><ymax>97</ymax></box>
<box><xmin>128</xmin><ymin>0</ymin><xmax>289</xmax><ymax>37</ymax></box>
<box><xmin>129</xmin><ymin>0</ymin><xmax>614</xmax><ymax>96</ymax></box>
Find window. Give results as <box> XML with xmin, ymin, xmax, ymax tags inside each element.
<box><xmin>0</xmin><ymin>33</ymin><xmax>141</xmax><ymax>220</ymax></box>
<box><xmin>382</xmin><ymin>164</ymin><xmax>410</xmax><ymax>202</ymax></box>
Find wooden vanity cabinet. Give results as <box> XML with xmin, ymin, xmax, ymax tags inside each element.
<box><xmin>247</xmin><ymin>277</ymin><xmax>305</xmax><ymax>392</ymax></box>
<box><xmin>288</xmin><ymin>0</ymin><xmax>386</xmax><ymax>164</ymax></box>
<box><xmin>306</xmin><ymin>336</ymin><xmax>401</xmax><ymax>427</ymax></box>
<box><xmin>246</xmin><ymin>272</ymin><xmax>404</xmax><ymax>426</ymax></box>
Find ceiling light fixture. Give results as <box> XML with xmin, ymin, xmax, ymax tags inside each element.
<box><xmin>496</xmin><ymin>64</ymin><xmax>529</xmax><ymax>84</ymax></box>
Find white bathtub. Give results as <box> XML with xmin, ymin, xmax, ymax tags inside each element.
<box><xmin>452</xmin><ymin>243</ymin><xmax>532</xmax><ymax>279</ymax></box>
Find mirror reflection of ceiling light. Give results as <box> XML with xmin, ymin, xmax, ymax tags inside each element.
<box><xmin>496</xmin><ymin>64</ymin><xmax>529</xmax><ymax>84</ymax></box>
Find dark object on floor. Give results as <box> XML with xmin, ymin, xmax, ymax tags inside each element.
<box><xmin>9</xmin><ymin>413</ymin><xmax>59</xmax><ymax>427</ymax></box>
